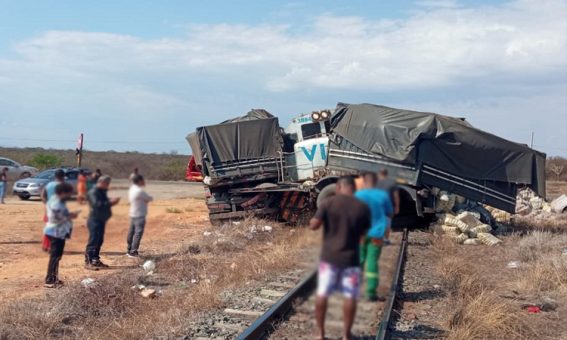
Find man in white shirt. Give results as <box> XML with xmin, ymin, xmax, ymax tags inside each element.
<box><xmin>126</xmin><ymin>175</ymin><xmax>153</xmax><ymax>257</ymax></box>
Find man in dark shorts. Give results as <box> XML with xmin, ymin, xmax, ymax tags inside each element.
<box><xmin>377</xmin><ymin>169</ymin><xmax>400</xmax><ymax>241</ymax></box>
<box><xmin>310</xmin><ymin>176</ymin><xmax>371</xmax><ymax>340</ymax></box>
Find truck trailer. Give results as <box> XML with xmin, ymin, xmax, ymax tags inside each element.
<box><xmin>187</xmin><ymin>103</ymin><xmax>546</xmax><ymax>227</ymax></box>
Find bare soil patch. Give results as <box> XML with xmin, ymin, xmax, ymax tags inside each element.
<box><xmin>0</xmin><ymin>193</ymin><xmax>209</xmax><ymax>302</ymax></box>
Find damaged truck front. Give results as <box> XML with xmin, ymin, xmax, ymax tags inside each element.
<box><xmin>187</xmin><ymin>110</ymin><xmax>288</xmax><ymax>224</ymax></box>
<box><xmin>187</xmin><ymin>103</ymin><xmax>546</xmax><ymax>227</ymax></box>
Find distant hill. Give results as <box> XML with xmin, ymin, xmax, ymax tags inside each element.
<box><xmin>0</xmin><ymin>147</ymin><xmax>189</xmax><ymax>180</ymax></box>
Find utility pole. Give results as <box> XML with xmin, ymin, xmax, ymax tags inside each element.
<box><xmin>530</xmin><ymin>131</ymin><xmax>534</xmax><ymax>149</ymax></box>
<box><xmin>76</xmin><ymin>133</ymin><xmax>84</xmax><ymax>167</ymax></box>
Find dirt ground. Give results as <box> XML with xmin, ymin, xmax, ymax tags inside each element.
<box><xmin>1</xmin><ymin>179</ymin><xmax>565</xmax><ymax>338</ymax></box>
<box><xmin>547</xmin><ymin>180</ymin><xmax>567</xmax><ymax>200</ymax></box>
<box><xmin>0</xmin><ymin>181</ymin><xmax>208</xmax><ymax>302</ymax></box>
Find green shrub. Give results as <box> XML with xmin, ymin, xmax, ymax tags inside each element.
<box><xmin>159</xmin><ymin>160</ymin><xmax>186</xmax><ymax>181</ymax></box>
<box><xmin>29</xmin><ymin>153</ymin><xmax>64</xmax><ymax>170</ymax></box>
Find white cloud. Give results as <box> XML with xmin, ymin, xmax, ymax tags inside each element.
<box><xmin>0</xmin><ymin>0</ymin><xmax>566</xmax><ymax>154</ymax></box>
<box><xmin>415</xmin><ymin>0</ymin><xmax>461</xmax><ymax>9</ymax></box>
<box><xmin>2</xmin><ymin>0</ymin><xmax>565</xmax><ymax>93</ymax></box>
<box><xmin>393</xmin><ymin>87</ymin><xmax>567</xmax><ymax>151</ymax></box>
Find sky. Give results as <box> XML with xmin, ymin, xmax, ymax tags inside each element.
<box><xmin>0</xmin><ymin>0</ymin><xmax>566</xmax><ymax>156</ymax></box>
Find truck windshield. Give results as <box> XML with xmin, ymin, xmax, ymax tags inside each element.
<box><xmin>301</xmin><ymin>122</ymin><xmax>321</xmax><ymax>139</ymax></box>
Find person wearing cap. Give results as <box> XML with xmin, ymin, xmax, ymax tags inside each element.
<box><xmin>40</xmin><ymin>169</ymin><xmax>66</xmax><ymax>252</ymax></box>
<box><xmin>126</xmin><ymin>174</ymin><xmax>153</xmax><ymax>257</ymax></box>
<box><xmin>84</xmin><ymin>175</ymin><xmax>120</xmax><ymax>269</ymax></box>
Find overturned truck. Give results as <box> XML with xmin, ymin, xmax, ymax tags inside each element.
<box><xmin>187</xmin><ymin>103</ymin><xmax>546</xmax><ymax>227</ymax></box>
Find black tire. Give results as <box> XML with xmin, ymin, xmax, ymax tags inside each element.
<box><xmin>19</xmin><ymin>172</ymin><xmax>32</xmax><ymax>179</ymax></box>
<box><xmin>18</xmin><ymin>194</ymin><xmax>30</xmax><ymax>201</ymax></box>
<box><xmin>317</xmin><ymin>184</ymin><xmax>336</xmax><ymax>208</ymax></box>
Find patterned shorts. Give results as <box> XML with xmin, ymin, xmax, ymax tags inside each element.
<box><xmin>316</xmin><ymin>261</ymin><xmax>361</xmax><ymax>299</ymax></box>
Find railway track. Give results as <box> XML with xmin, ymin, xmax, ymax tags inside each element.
<box><xmin>187</xmin><ymin>265</ymin><xmax>318</xmax><ymax>339</ymax></box>
<box><xmin>234</xmin><ymin>229</ymin><xmax>409</xmax><ymax>340</ymax></box>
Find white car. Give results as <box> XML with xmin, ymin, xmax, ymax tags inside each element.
<box><xmin>0</xmin><ymin>157</ymin><xmax>38</xmax><ymax>181</ymax></box>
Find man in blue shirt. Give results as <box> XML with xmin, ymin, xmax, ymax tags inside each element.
<box><xmin>42</xmin><ymin>169</ymin><xmax>66</xmax><ymax>202</ymax></box>
<box><xmin>355</xmin><ymin>172</ymin><xmax>393</xmax><ymax>301</ymax></box>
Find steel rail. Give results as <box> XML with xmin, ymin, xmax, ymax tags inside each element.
<box><xmin>236</xmin><ymin>269</ymin><xmax>317</xmax><ymax>340</ymax></box>
<box><xmin>376</xmin><ymin>228</ymin><xmax>409</xmax><ymax>340</ymax></box>
<box><xmin>236</xmin><ymin>229</ymin><xmax>409</xmax><ymax>340</ymax></box>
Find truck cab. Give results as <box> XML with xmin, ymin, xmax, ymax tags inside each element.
<box><xmin>283</xmin><ymin>110</ymin><xmax>331</xmax><ymax>182</ymax></box>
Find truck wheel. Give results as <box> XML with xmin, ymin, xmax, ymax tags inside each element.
<box><xmin>317</xmin><ymin>184</ymin><xmax>336</xmax><ymax>208</ymax></box>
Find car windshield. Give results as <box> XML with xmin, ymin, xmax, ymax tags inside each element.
<box><xmin>34</xmin><ymin>170</ymin><xmax>56</xmax><ymax>179</ymax></box>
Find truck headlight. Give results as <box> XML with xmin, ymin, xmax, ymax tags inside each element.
<box><xmin>311</xmin><ymin>111</ymin><xmax>321</xmax><ymax>121</ymax></box>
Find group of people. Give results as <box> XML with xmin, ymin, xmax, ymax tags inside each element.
<box><xmin>40</xmin><ymin>169</ymin><xmax>102</xmax><ymax>252</ymax></box>
<box><xmin>310</xmin><ymin>169</ymin><xmax>399</xmax><ymax>340</ymax></box>
<box><xmin>41</xmin><ymin>168</ymin><xmax>153</xmax><ymax>288</ymax></box>
<box><xmin>38</xmin><ymin>163</ymin><xmax>395</xmax><ymax>337</ymax></box>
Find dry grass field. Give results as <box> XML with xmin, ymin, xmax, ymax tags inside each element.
<box><xmin>547</xmin><ymin>180</ymin><xmax>567</xmax><ymax>200</ymax></box>
<box><xmin>0</xmin><ymin>180</ymin><xmax>319</xmax><ymax>339</ymax></box>
<box><xmin>430</xmin><ymin>228</ymin><xmax>567</xmax><ymax>340</ymax></box>
<box><xmin>428</xmin><ymin>182</ymin><xmax>567</xmax><ymax>339</ymax></box>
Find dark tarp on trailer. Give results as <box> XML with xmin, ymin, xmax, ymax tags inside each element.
<box><xmin>330</xmin><ymin>103</ymin><xmax>546</xmax><ymax>197</ymax></box>
<box><xmin>186</xmin><ymin>132</ymin><xmax>203</xmax><ymax>166</ymax></box>
<box><xmin>198</xmin><ymin>117</ymin><xmax>281</xmax><ymax>164</ymax></box>
<box><xmin>186</xmin><ymin>109</ymin><xmax>276</xmax><ymax>167</ymax></box>
<box><xmin>220</xmin><ymin>109</ymin><xmax>274</xmax><ymax>123</ymax></box>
